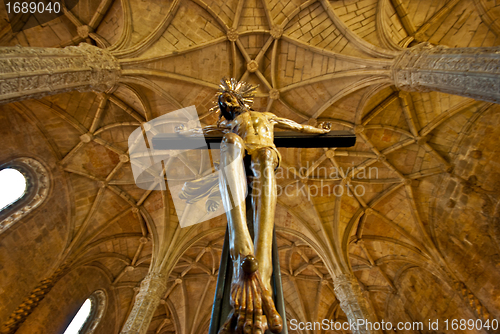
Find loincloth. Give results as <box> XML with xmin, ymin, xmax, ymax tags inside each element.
<box><xmin>244</xmin><ymin>143</ymin><xmax>281</xmax><ymax>169</ymax></box>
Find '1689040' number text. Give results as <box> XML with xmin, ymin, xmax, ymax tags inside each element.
<box><xmin>6</xmin><ymin>2</ymin><xmax>61</xmax><ymax>14</ymax></box>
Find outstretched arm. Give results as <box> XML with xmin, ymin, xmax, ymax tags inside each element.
<box><xmin>273</xmin><ymin>116</ymin><xmax>330</xmax><ymax>134</ymax></box>
<box><xmin>175</xmin><ymin>121</ymin><xmax>231</xmax><ymax>136</ymax></box>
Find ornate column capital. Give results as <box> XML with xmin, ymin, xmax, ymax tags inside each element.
<box><xmin>392</xmin><ymin>43</ymin><xmax>500</xmax><ymax>103</ymax></box>
<box><xmin>0</xmin><ymin>43</ymin><xmax>120</xmax><ymax>104</ymax></box>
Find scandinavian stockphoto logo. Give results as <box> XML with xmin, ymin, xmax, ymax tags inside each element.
<box><xmin>3</xmin><ymin>0</ymin><xmax>78</xmax><ymax>32</ymax></box>
<box><xmin>128</xmin><ymin>105</ymin><xmax>247</xmax><ymax>229</ymax></box>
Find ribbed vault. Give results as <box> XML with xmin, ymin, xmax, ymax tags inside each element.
<box><xmin>1</xmin><ymin>0</ymin><xmax>500</xmax><ymax>334</ymax></box>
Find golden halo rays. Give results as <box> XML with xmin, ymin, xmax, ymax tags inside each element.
<box><xmin>209</xmin><ymin>77</ymin><xmax>258</xmax><ymax>114</ymax></box>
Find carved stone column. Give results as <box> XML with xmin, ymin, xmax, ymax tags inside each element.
<box><xmin>0</xmin><ymin>43</ymin><xmax>120</xmax><ymax>104</ymax></box>
<box><xmin>121</xmin><ymin>273</ymin><xmax>167</xmax><ymax>334</ymax></box>
<box><xmin>333</xmin><ymin>274</ymin><xmax>379</xmax><ymax>334</ymax></box>
<box><xmin>393</xmin><ymin>43</ymin><xmax>500</xmax><ymax>103</ymax></box>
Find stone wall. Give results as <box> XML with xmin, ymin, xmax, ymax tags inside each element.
<box><xmin>0</xmin><ymin>105</ymin><xmax>69</xmax><ymax>325</ymax></box>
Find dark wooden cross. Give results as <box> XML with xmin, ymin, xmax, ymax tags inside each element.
<box><xmin>152</xmin><ymin>131</ymin><xmax>356</xmax><ymax>334</ymax></box>
<box><xmin>152</xmin><ymin>130</ymin><xmax>356</xmax><ymax>150</ymax></box>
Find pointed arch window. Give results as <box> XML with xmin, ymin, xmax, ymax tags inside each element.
<box><xmin>0</xmin><ymin>158</ymin><xmax>49</xmax><ymax>235</ymax></box>
<box><xmin>63</xmin><ymin>290</ymin><xmax>107</xmax><ymax>334</ymax></box>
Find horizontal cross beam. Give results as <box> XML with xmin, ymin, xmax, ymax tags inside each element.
<box><xmin>152</xmin><ymin>131</ymin><xmax>356</xmax><ymax>150</ymax></box>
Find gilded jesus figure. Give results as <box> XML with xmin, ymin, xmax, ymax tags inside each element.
<box><xmin>178</xmin><ymin>78</ymin><xmax>330</xmax><ymax>334</ymax></box>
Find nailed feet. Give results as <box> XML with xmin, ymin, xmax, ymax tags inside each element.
<box><xmin>219</xmin><ymin>255</ymin><xmax>283</xmax><ymax>334</ymax></box>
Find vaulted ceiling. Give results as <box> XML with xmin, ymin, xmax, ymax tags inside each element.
<box><xmin>1</xmin><ymin>0</ymin><xmax>500</xmax><ymax>334</ymax></box>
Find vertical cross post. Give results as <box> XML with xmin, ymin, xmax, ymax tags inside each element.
<box><xmin>208</xmin><ymin>178</ymin><xmax>288</xmax><ymax>334</ymax></box>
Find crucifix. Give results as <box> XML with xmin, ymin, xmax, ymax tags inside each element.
<box><xmin>152</xmin><ymin>78</ymin><xmax>356</xmax><ymax>334</ymax></box>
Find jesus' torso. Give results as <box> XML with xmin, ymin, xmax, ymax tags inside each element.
<box><xmin>229</xmin><ymin>111</ymin><xmax>277</xmax><ymax>148</ymax></box>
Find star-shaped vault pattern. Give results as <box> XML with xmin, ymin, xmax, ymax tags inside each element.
<box><xmin>1</xmin><ymin>0</ymin><xmax>500</xmax><ymax>333</ymax></box>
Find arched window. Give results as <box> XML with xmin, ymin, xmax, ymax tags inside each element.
<box><xmin>63</xmin><ymin>290</ymin><xmax>107</xmax><ymax>334</ymax></box>
<box><xmin>63</xmin><ymin>299</ymin><xmax>92</xmax><ymax>334</ymax></box>
<box><xmin>0</xmin><ymin>158</ymin><xmax>49</xmax><ymax>235</ymax></box>
<box><xmin>0</xmin><ymin>168</ymin><xmax>27</xmax><ymax>210</ymax></box>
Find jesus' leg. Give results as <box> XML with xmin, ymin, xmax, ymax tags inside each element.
<box><xmin>250</xmin><ymin>148</ymin><xmax>283</xmax><ymax>333</ymax></box>
<box><xmin>219</xmin><ymin>133</ymin><xmax>263</xmax><ymax>334</ymax></box>
<box><xmin>219</xmin><ymin>134</ymin><xmax>254</xmax><ymax>270</ymax></box>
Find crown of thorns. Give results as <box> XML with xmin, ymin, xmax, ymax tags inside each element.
<box><xmin>209</xmin><ymin>77</ymin><xmax>258</xmax><ymax>114</ymax></box>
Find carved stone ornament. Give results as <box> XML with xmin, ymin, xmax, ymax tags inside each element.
<box><xmin>270</xmin><ymin>26</ymin><xmax>283</xmax><ymax>39</ymax></box>
<box><xmin>81</xmin><ymin>290</ymin><xmax>107</xmax><ymax>334</ymax></box>
<box><xmin>333</xmin><ymin>274</ymin><xmax>374</xmax><ymax>334</ymax></box>
<box><xmin>120</xmin><ymin>273</ymin><xmax>167</xmax><ymax>334</ymax></box>
<box><xmin>227</xmin><ymin>28</ymin><xmax>239</xmax><ymax>42</ymax></box>
<box><xmin>392</xmin><ymin>43</ymin><xmax>500</xmax><ymax>103</ymax></box>
<box><xmin>0</xmin><ymin>43</ymin><xmax>120</xmax><ymax>104</ymax></box>
<box><xmin>0</xmin><ymin>261</ymin><xmax>72</xmax><ymax>334</ymax></box>
<box><xmin>454</xmin><ymin>281</ymin><xmax>491</xmax><ymax>323</ymax></box>
<box><xmin>77</xmin><ymin>25</ymin><xmax>93</xmax><ymax>39</ymax></box>
<box><xmin>247</xmin><ymin>60</ymin><xmax>259</xmax><ymax>73</ymax></box>
<box><xmin>0</xmin><ymin>157</ymin><xmax>50</xmax><ymax>235</ymax></box>
<box><xmin>269</xmin><ymin>88</ymin><xmax>280</xmax><ymax>100</ymax></box>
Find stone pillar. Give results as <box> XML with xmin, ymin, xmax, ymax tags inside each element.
<box><xmin>0</xmin><ymin>43</ymin><xmax>120</xmax><ymax>104</ymax></box>
<box><xmin>121</xmin><ymin>273</ymin><xmax>167</xmax><ymax>334</ymax></box>
<box><xmin>393</xmin><ymin>43</ymin><xmax>500</xmax><ymax>103</ymax></box>
<box><xmin>333</xmin><ymin>274</ymin><xmax>379</xmax><ymax>334</ymax></box>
